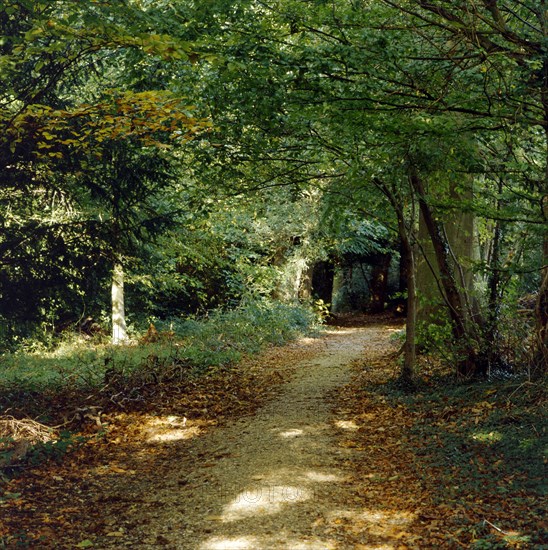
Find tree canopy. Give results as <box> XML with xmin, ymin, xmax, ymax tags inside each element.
<box><xmin>1</xmin><ymin>0</ymin><xmax>546</xmax><ymax>377</ymax></box>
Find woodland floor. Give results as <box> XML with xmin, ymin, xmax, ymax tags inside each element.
<box><xmin>1</xmin><ymin>315</ymin><xmax>546</xmax><ymax>549</ymax></box>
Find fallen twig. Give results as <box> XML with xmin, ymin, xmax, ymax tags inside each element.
<box><xmin>483</xmin><ymin>518</ymin><xmax>511</xmax><ymax>536</ymax></box>
<box><xmin>0</xmin><ymin>416</ymin><xmax>58</xmax><ymax>468</ymax></box>
<box><xmin>0</xmin><ymin>415</ymin><xmax>56</xmax><ymax>444</ymax></box>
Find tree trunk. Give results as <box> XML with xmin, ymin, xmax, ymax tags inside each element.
<box><xmin>486</xmin><ymin>181</ymin><xmax>503</xmax><ymax>354</ymax></box>
<box><xmin>535</xmin><ymin>237</ymin><xmax>548</xmax><ymax>376</ymax></box>
<box><xmin>416</xmin><ymin>176</ymin><xmax>477</xmax><ymax>322</ymax></box>
<box><xmin>299</xmin><ymin>262</ymin><xmax>314</xmax><ymax>301</ymax></box>
<box><xmin>533</xmin><ymin>120</ymin><xmax>548</xmax><ymax>375</ymax></box>
<box><xmin>410</xmin><ymin>171</ymin><xmax>481</xmax><ymax>377</ymax></box>
<box><xmin>373</xmin><ymin>176</ymin><xmax>417</xmax><ymax>381</ymax></box>
<box><xmin>330</xmin><ymin>264</ymin><xmax>344</xmax><ymax>313</ymax></box>
<box><xmin>112</xmin><ymin>262</ymin><xmax>128</xmax><ymax>345</ymax></box>
<box><xmin>399</xmin><ymin>239</ymin><xmax>409</xmax><ymax>295</ymax></box>
<box><xmin>400</xmin><ymin>232</ymin><xmax>417</xmax><ymax>383</ymax></box>
<box><xmin>292</xmin><ymin>258</ymin><xmax>305</xmax><ymax>301</ymax></box>
<box><xmin>415</xmin><ymin>208</ymin><xmax>440</xmax><ymax>322</ymax></box>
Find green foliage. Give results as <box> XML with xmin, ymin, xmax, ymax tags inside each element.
<box><xmin>323</xmin><ymin>207</ymin><xmax>394</xmax><ymax>259</ymax></box>
<box><xmin>0</xmin><ymin>299</ymin><xmax>318</xmax><ymax>396</ymax></box>
<box><xmin>0</xmin><ymin>338</ymin><xmax>107</xmax><ymax>392</ymax></box>
<box><xmin>0</xmin><ymin>0</ymin><xmax>546</xmax><ymax>376</ymax></box>
<box><xmin>1</xmin><ymin>425</ymin><xmax>86</xmax><ymax>475</ymax></box>
<box><xmin>312</xmin><ymin>299</ymin><xmax>331</xmax><ymax>321</ymax></box>
<box><xmin>470</xmin><ymin>532</ymin><xmax>532</xmax><ymax>549</ymax></box>
<box><xmin>157</xmin><ymin>298</ymin><xmax>317</xmax><ymax>362</ymax></box>
<box><xmin>0</xmin><ymin>0</ymin><xmax>208</xmax><ymax>349</ymax></box>
<box><xmin>22</xmin><ymin>430</ymin><xmax>86</xmax><ymax>467</ymax></box>
<box><xmin>416</xmin><ymin>380</ymin><xmax>545</xmax><ymax>479</ymax></box>
<box><xmin>416</xmin><ymin>317</ymin><xmax>456</xmax><ymax>361</ymax></box>
<box><xmin>125</xmin><ymin>185</ymin><xmax>329</xmax><ymax>317</ymax></box>
<box><xmin>417</xmin><ymin>292</ymin><xmax>537</xmax><ymax>376</ymax></box>
<box><xmin>0</xmin><ymin>438</ymin><xmax>17</xmax><ymax>471</ymax></box>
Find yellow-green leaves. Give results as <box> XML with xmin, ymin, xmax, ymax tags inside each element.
<box><xmin>3</xmin><ymin>91</ymin><xmax>211</xmax><ymax>162</ymax></box>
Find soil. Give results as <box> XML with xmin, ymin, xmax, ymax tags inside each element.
<box><xmin>2</xmin><ymin>317</ymin><xmax>407</xmax><ymax>549</ymax></box>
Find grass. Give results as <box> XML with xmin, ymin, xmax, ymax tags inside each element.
<box><xmin>0</xmin><ymin>299</ymin><xmax>319</xmax><ymax>472</ymax></box>
<box><xmin>0</xmin><ymin>298</ymin><xmax>318</xmax><ymax>399</ymax></box>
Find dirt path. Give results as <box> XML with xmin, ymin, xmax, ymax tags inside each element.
<box><xmin>165</xmin><ymin>326</ymin><xmax>378</xmax><ymax>549</ymax></box>
<box><xmin>4</xmin><ymin>319</ymin><xmax>545</xmax><ymax>548</ymax></box>
<box><xmin>107</xmin><ymin>324</ymin><xmax>400</xmax><ymax>549</ymax></box>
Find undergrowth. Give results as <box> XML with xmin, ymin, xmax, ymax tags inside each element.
<box><xmin>0</xmin><ymin>299</ymin><xmax>317</xmax><ymax>397</ymax></box>
<box><xmin>361</xmin><ymin>365</ymin><xmax>547</xmax><ymax>548</ymax></box>
<box><xmin>0</xmin><ymin>299</ymin><xmax>319</xmax><ymax>471</ymax></box>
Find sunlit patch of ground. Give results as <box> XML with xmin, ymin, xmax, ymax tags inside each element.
<box><xmin>221</xmin><ymin>485</ymin><xmax>312</xmax><ymax>522</ymax></box>
<box><xmin>101</xmin><ymin>412</ymin><xmax>214</xmax><ymax>446</ymax></box>
<box><xmin>200</xmin><ymin>535</ymin><xmax>261</xmax><ymax>549</ymax></box>
<box><xmin>143</xmin><ymin>414</ymin><xmax>205</xmax><ymax>443</ymax></box>
<box><xmin>276</xmin><ymin>428</ymin><xmax>304</xmax><ymax>438</ymax></box>
<box><xmin>334</xmin><ymin>419</ymin><xmax>359</xmax><ymax>431</ymax></box>
<box><xmin>200</xmin><ymin>534</ymin><xmax>338</xmax><ymax>549</ymax></box>
<box><xmin>302</xmin><ymin>471</ymin><xmax>341</xmax><ymax>483</ymax></box>
<box><xmin>326</xmin><ymin>507</ymin><xmax>417</xmax><ymax>537</ymax></box>
<box><xmin>271</xmin><ymin>425</ymin><xmax>328</xmax><ymax>441</ymax></box>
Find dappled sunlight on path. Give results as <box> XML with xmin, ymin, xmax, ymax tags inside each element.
<box><xmin>77</xmin><ymin>322</ymin><xmax>406</xmax><ymax>549</ymax></box>
<box><xmin>5</xmin><ymin>316</ymin><xmax>543</xmax><ymax>548</ymax></box>
<box><xmin>165</xmin><ymin>324</ymin><xmax>406</xmax><ymax>550</ymax></box>
<box><xmin>86</xmin><ymin>322</ymin><xmax>408</xmax><ymax>549</ymax></box>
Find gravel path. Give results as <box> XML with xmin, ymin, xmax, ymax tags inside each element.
<box><xmin>144</xmin><ymin>326</ymin><xmax>388</xmax><ymax>549</ymax></box>
<box><xmin>94</xmin><ymin>324</ymin><xmax>396</xmax><ymax>549</ymax></box>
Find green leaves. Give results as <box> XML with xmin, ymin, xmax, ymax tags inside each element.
<box><xmin>0</xmin><ymin>0</ymin><xmax>211</xmax><ymax>346</ymax></box>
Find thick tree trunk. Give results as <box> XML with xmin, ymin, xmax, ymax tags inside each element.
<box><xmin>415</xmin><ymin>210</ymin><xmax>440</xmax><ymax>322</ymax></box>
<box><xmin>410</xmin><ymin>171</ymin><xmax>481</xmax><ymax>377</ymax></box>
<box><xmin>112</xmin><ymin>262</ymin><xmax>128</xmax><ymax>345</ymax></box>
<box><xmin>416</xmin><ymin>177</ymin><xmax>477</xmax><ymax>322</ymax></box>
<box><xmin>331</xmin><ymin>265</ymin><xmax>344</xmax><ymax>313</ymax></box>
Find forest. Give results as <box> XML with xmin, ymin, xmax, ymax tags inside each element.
<box><xmin>0</xmin><ymin>1</ymin><xmax>547</xmax><ymax>548</ymax></box>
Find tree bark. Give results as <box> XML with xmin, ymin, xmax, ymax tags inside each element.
<box><xmin>399</xmin><ymin>238</ymin><xmax>409</xmax><ymax>295</ymax></box>
<box><xmin>410</xmin><ymin>171</ymin><xmax>481</xmax><ymax>377</ymax></box>
<box><xmin>373</xmin><ymin>177</ymin><xmax>417</xmax><ymax>381</ymax></box>
<box><xmin>486</xmin><ymin>180</ymin><xmax>503</xmax><ymax>350</ymax></box>
<box><xmin>533</xmin><ymin>123</ymin><xmax>548</xmax><ymax>375</ymax></box>
<box><xmin>400</xmin><ymin>230</ymin><xmax>417</xmax><ymax>382</ymax></box>
<box><xmin>531</xmin><ymin>70</ymin><xmax>548</xmax><ymax>375</ymax></box>
<box><xmin>112</xmin><ymin>261</ymin><xmax>128</xmax><ymax>345</ymax></box>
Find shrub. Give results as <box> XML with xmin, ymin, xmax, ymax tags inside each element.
<box><xmin>0</xmin><ymin>299</ymin><xmax>318</xmax><ymax>397</ymax></box>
